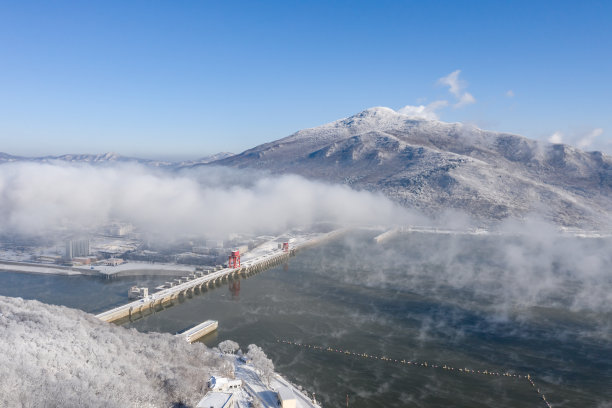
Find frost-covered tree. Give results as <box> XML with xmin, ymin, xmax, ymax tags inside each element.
<box><xmin>246</xmin><ymin>344</ymin><xmax>275</xmax><ymax>386</ymax></box>
<box><xmin>0</xmin><ymin>296</ymin><xmax>227</xmax><ymax>407</ymax></box>
<box><xmin>218</xmin><ymin>339</ymin><xmax>240</xmax><ymax>355</ymax></box>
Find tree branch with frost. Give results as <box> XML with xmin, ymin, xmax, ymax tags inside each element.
<box><xmin>246</xmin><ymin>344</ymin><xmax>275</xmax><ymax>386</ymax></box>
<box><xmin>218</xmin><ymin>340</ymin><xmax>240</xmax><ymax>355</ymax></box>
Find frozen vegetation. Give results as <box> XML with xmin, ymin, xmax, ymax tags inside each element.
<box><xmin>246</xmin><ymin>344</ymin><xmax>275</xmax><ymax>386</ymax></box>
<box><xmin>0</xmin><ymin>296</ymin><xmax>230</xmax><ymax>407</ymax></box>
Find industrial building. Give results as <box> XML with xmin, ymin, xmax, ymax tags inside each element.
<box><xmin>104</xmin><ymin>257</ymin><xmax>124</xmax><ymax>266</ymax></box>
<box><xmin>71</xmin><ymin>257</ymin><xmax>92</xmax><ymax>265</ymax></box>
<box><xmin>65</xmin><ymin>239</ymin><xmax>90</xmax><ymax>260</ymax></box>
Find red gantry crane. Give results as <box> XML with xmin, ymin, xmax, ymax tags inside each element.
<box><xmin>228</xmin><ymin>249</ymin><xmax>241</xmax><ymax>268</ymax></box>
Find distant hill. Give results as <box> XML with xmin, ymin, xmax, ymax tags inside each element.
<box><xmin>209</xmin><ymin>107</ymin><xmax>612</xmax><ymax>228</ymax></box>
<box><xmin>0</xmin><ymin>151</ymin><xmax>234</xmax><ymax>167</ymax></box>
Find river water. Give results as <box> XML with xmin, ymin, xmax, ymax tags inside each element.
<box><xmin>1</xmin><ymin>232</ymin><xmax>610</xmax><ymax>407</ymax></box>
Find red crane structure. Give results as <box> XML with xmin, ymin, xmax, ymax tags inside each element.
<box><xmin>282</xmin><ymin>242</ymin><xmax>289</xmax><ymax>252</ymax></box>
<box><xmin>228</xmin><ymin>250</ymin><xmax>241</xmax><ymax>268</ymax></box>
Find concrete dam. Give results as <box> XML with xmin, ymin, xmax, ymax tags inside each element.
<box><xmin>96</xmin><ymin>229</ymin><xmax>347</xmax><ymax>324</ymax></box>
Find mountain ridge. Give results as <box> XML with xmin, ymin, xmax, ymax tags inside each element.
<box><xmin>0</xmin><ymin>151</ymin><xmax>235</xmax><ymax>167</ymax></box>
<box><xmin>1</xmin><ymin>107</ymin><xmax>610</xmax><ymax>228</ymax></box>
<box><xmin>210</xmin><ymin>107</ymin><xmax>612</xmax><ymax>228</ymax></box>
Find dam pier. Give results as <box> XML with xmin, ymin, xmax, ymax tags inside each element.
<box><xmin>96</xmin><ymin>229</ymin><xmax>347</xmax><ymax>324</ymax></box>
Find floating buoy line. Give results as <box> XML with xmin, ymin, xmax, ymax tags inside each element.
<box><xmin>276</xmin><ymin>339</ymin><xmax>553</xmax><ymax>407</ymax></box>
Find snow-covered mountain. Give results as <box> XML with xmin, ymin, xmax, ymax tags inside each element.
<box><xmin>0</xmin><ymin>151</ymin><xmax>234</xmax><ymax>167</ymax></box>
<box><xmin>211</xmin><ymin>107</ymin><xmax>612</xmax><ymax>228</ymax></box>
<box><xmin>3</xmin><ymin>107</ymin><xmax>609</xmax><ymax>227</ymax></box>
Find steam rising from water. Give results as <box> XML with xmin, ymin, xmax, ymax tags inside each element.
<box><xmin>1</xmin><ymin>161</ymin><xmax>609</xmax><ymax>321</ymax></box>
<box><xmin>0</xmin><ymin>162</ymin><xmax>416</xmax><ymax>238</ymax></box>
<box><xmin>309</xmin><ymin>232</ymin><xmax>612</xmax><ymax>332</ymax></box>
<box><xmin>2</xmin><ymin>161</ymin><xmax>610</xmax><ymax>406</ymax></box>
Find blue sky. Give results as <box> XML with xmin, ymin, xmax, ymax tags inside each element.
<box><xmin>1</xmin><ymin>0</ymin><xmax>611</xmax><ymax>158</ymax></box>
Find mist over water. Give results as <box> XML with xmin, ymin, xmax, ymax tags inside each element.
<box><xmin>329</xmin><ymin>231</ymin><xmax>612</xmax><ymax>318</ymax></box>
<box><xmin>2</xmin><ymin>231</ymin><xmax>609</xmax><ymax>407</ymax></box>
<box><xmin>124</xmin><ymin>231</ymin><xmax>612</xmax><ymax>407</ymax></box>
<box><xmin>0</xmin><ymin>160</ymin><xmax>609</xmax><ymax>406</ymax></box>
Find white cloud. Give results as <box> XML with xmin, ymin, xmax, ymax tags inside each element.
<box><xmin>437</xmin><ymin>70</ymin><xmax>476</xmax><ymax>108</ymax></box>
<box><xmin>455</xmin><ymin>92</ymin><xmax>476</xmax><ymax>108</ymax></box>
<box><xmin>397</xmin><ymin>100</ymin><xmax>448</xmax><ymax>120</ymax></box>
<box><xmin>438</xmin><ymin>70</ymin><xmax>463</xmax><ymax>97</ymax></box>
<box><xmin>506</xmin><ymin>90</ymin><xmax>515</xmax><ymax>98</ymax></box>
<box><xmin>577</xmin><ymin>128</ymin><xmax>603</xmax><ymax>150</ymax></box>
<box><xmin>546</xmin><ymin>128</ymin><xmax>607</xmax><ymax>152</ymax></box>
<box><xmin>548</xmin><ymin>131</ymin><xmax>563</xmax><ymax>144</ymax></box>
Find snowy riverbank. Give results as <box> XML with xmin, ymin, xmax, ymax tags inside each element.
<box><xmin>203</xmin><ymin>353</ymin><xmax>321</xmax><ymax>408</ymax></box>
<box><xmin>0</xmin><ymin>261</ymin><xmax>83</xmax><ymax>275</ymax></box>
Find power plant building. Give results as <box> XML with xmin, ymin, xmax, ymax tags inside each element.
<box><xmin>65</xmin><ymin>239</ymin><xmax>90</xmax><ymax>260</ymax></box>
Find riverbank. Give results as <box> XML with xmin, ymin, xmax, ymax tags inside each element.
<box><xmin>0</xmin><ymin>261</ymin><xmax>84</xmax><ymax>275</ymax></box>
<box><xmin>210</xmin><ymin>354</ymin><xmax>321</xmax><ymax>408</ymax></box>
<box><xmin>0</xmin><ymin>259</ymin><xmax>198</xmax><ymax>277</ymax></box>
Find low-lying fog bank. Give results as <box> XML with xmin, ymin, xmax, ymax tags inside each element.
<box><xmin>0</xmin><ymin>162</ymin><xmax>416</xmax><ymax>239</ymax></box>
<box><xmin>0</xmin><ymin>296</ymin><xmax>228</xmax><ymax>408</ymax></box>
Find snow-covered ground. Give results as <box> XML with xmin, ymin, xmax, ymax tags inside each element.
<box><xmin>85</xmin><ymin>260</ymin><xmax>196</xmax><ymax>276</ymax></box>
<box><xmin>222</xmin><ymin>355</ymin><xmax>321</xmax><ymax>408</ymax></box>
<box><xmin>0</xmin><ymin>262</ymin><xmax>81</xmax><ymax>275</ymax></box>
<box><xmin>0</xmin><ymin>258</ymin><xmax>198</xmax><ymax>277</ymax></box>
<box><xmin>0</xmin><ymin>249</ymin><xmax>34</xmax><ymax>262</ymax></box>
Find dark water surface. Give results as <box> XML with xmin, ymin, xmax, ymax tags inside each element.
<box><xmin>0</xmin><ymin>271</ymin><xmax>170</xmax><ymax>314</ymax></box>
<box><xmin>1</xmin><ymin>233</ymin><xmax>610</xmax><ymax>407</ymax></box>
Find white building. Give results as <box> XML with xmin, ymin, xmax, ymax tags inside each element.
<box><xmin>207</xmin><ymin>376</ymin><xmax>242</xmax><ymax>392</ymax></box>
<box><xmin>104</xmin><ymin>257</ymin><xmax>124</xmax><ymax>266</ymax></box>
<box><xmin>277</xmin><ymin>386</ymin><xmax>297</xmax><ymax>408</ymax></box>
